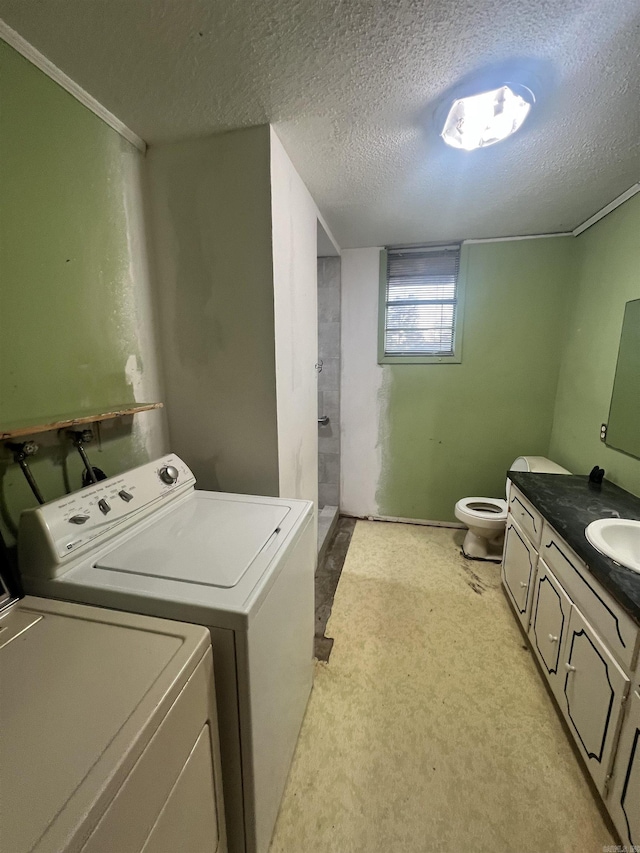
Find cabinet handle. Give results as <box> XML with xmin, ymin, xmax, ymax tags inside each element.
<box><xmin>565</xmin><ymin>663</ymin><xmax>576</xmax><ymax>672</ymax></box>
<box><xmin>548</xmin><ymin>634</ymin><xmax>558</xmax><ymax>643</ymax></box>
<box><xmin>519</xmin><ymin>582</ymin><xmax>528</xmax><ymax>588</ymax></box>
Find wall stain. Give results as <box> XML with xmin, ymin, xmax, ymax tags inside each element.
<box><xmin>374</xmin><ymin>367</ymin><xmax>393</xmax><ymax>515</ymax></box>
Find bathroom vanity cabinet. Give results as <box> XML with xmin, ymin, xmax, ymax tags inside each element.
<box><xmin>608</xmin><ymin>685</ymin><xmax>640</xmax><ymax>848</ymax></box>
<box><xmin>502</xmin><ymin>476</ymin><xmax>640</xmax><ymax>848</ymax></box>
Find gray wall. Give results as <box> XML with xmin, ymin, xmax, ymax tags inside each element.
<box><xmin>317</xmin><ymin>257</ymin><xmax>341</xmax><ymax>507</ymax></box>
<box><xmin>145</xmin><ymin>125</ymin><xmax>280</xmax><ymax>495</ymax></box>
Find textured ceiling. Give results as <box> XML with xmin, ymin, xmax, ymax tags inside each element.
<box><xmin>1</xmin><ymin>0</ymin><xmax>639</xmax><ymax>247</ymax></box>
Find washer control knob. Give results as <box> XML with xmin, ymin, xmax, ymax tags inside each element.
<box><xmin>118</xmin><ymin>489</ymin><xmax>134</xmax><ymax>502</ymax></box>
<box><xmin>69</xmin><ymin>514</ymin><xmax>90</xmax><ymax>525</ymax></box>
<box><xmin>159</xmin><ymin>465</ymin><xmax>179</xmax><ymax>485</ymax></box>
<box><xmin>98</xmin><ymin>498</ymin><xmax>111</xmax><ymax>515</ymax></box>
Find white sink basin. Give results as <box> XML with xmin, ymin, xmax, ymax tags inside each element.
<box><xmin>585</xmin><ymin>518</ymin><xmax>640</xmax><ymax>573</ymax></box>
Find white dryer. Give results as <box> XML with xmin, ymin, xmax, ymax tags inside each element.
<box><xmin>1</xmin><ymin>594</ymin><xmax>226</xmax><ymax>853</ymax></box>
<box><xmin>18</xmin><ymin>454</ymin><xmax>315</xmax><ymax>853</ymax></box>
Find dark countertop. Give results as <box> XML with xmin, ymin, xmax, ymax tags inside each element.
<box><xmin>508</xmin><ymin>472</ymin><xmax>640</xmax><ymax>626</ymax></box>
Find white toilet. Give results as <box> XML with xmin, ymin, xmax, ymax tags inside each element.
<box><xmin>454</xmin><ymin>456</ymin><xmax>571</xmax><ymax>561</ymax></box>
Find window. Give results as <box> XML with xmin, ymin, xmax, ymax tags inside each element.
<box><xmin>378</xmin><ymin>244</ymin><xmax>464</xmax><ymax>364</ymax></box>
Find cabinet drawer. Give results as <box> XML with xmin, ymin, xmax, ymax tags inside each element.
<box><xmin>529</xmin><ymin>560</ymin><xmax>572</xmax><ymax>703</ymax></box>
<box><xmin>541</xmin><ymin>526</ymin><xmax>639</xmax><ymax>672</ymax></box>
<box><xmin>502</xmin><ymin>518</ymin><xmax>538</xmax><ymax>630</ymax></box>
<box><xmin>508</xmin><ymin>486</ymin><xmax>544</xmax><ymax>549</ymax></box>
<box><xmin>558</xmin><ymin>606</ymin><xmax>630</xmax><ymax>793</ymax></box>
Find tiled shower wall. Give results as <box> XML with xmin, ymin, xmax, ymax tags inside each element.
<box><xmin>317</xmin><ymin>257</ymin><xmax>341</xmax><ymax>507</ymax></box>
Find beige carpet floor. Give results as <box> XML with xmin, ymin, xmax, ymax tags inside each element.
<box><xmin>269</xmin><ymin>520</ymin><xmax>616</xmax><ymax>853</ymax></box>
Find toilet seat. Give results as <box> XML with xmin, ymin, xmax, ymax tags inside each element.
<box><xmin>455</xmin><ymin>497</ymin><xmax>507</xmax><ymax>523</ymax></box>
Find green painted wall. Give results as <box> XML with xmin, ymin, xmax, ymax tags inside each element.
<box><xmin>549</xmin><ymin>193</ymin><xmax>640</xmax><ymax>496</ymax></box>
<box><xmin>0</xmin><ymin>41</ymin><xmax>160</xmax><ymax>542</ymax></box>
<box><xmin>377</xmin><ymin>237</ymin><xmax>578</xmax><ymax>521</ymax></box>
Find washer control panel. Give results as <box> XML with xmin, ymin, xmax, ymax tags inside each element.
<box><xmin>19</xmin><ymin>455</ymin><xmax>195</xmax><ymax>567</ymax></box>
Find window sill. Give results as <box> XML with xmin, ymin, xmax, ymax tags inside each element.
<box><xmin>378</xmin><ymin>354</ymin><xmax>462</xmax><ymax>365</ymax></box>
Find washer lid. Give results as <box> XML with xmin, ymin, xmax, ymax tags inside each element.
<box><xmin>95</xmin><ymin>494</ymin><xmax>291</xmax><ymax>588</ymax></box>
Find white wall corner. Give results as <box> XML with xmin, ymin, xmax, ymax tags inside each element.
<box><xmin>340</xmin><ymin>247</ymin><xmax>385</xmax><ymax>518</ymax></box>
<box><xmin>269</xmin><ymin>128</ymin><xmax>320</xmax><ymax>511</ymax></box>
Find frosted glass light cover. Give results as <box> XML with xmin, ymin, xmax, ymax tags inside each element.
<box><xmin>441</xmin><ymin>85</ymin><xmax>531</xmax><ymax>150</ymax></box>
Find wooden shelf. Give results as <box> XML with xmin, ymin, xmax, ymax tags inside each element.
<box><xmin>0</xmin><ymin>403</ymin><xmax>164</xmax><ymax>440</ymax></box>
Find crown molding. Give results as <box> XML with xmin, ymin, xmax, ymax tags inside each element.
<box><xmin>0</xmin><ymin>18</ymin><xmax>146</xmax><ymax>153</ymax></box>
<box><xmin>572</xmin><ymin>183</ymin><xmax>640</xmax><ymax>236</ymax></box>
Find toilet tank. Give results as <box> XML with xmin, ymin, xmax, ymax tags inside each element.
<box><xmin>506</xmin><ymin>456</ymin><xmax>570</xmax><ymax>499</ymax></box>
<box><xmin>510</xmin><ymin>456</ymin><xmax>571</xmax><ymax>475</ymax></box>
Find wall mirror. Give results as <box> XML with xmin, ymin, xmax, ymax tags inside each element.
<box><xmin>606</xmin><ymin>298</ymin><xmax>640</xmax><ymax>459</ymax></box>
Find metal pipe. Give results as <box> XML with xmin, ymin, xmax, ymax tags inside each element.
<box><xmin>17</xmin><ymin>458</ymin><xmax>46</xmax><ymax>504</ymax></box>
<box><xmin>68</xmin><ymin>430</ymin><xmax>98</xmax><ymax>484</ymax></box>
<box><xmin>75</xmin><ymin>441</ymin><xmax>98</xmax><ymax>484</ymax></box>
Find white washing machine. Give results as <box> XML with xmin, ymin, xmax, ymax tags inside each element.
<box><xmin>18</xmin><ymin>454</ymin><xmax>315</xmax><ymax>853</ymax></box>
<box><xmin>1</xmin><ymin>593</ymin><xmax>226</xmax><ymax>853</ymax></box>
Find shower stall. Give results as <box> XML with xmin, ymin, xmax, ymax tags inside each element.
<box><xmin>317</xmin><ymin>254</ymin><xmax>341</xmax><ymax>555</ymax></box>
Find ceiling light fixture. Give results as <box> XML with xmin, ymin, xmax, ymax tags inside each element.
<box><xmin>441</xmin><ymin>84</ymin><xmax>533</xmax><ymax>151</ymax></box>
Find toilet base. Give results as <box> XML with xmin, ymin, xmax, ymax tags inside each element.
<box><xmin>461</xmin><ymin>528</ymin><xmax>504</xmax><ymax>562</ymax></box>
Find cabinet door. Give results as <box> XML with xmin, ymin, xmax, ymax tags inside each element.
<box><xmin>541</xmin><ymin>527</ymin><xmax>639</xmax><ymax>671</ymax></box>
<box><xmin>529</xmin><ymin>560</ymin><xmax>572</xmax><ymax>702</ymax></box>
<box><xmin>559</xmin><ymin>607</ymin><xmax>630</xmax><ymax>793</ymax></box>
<box><xmin>608</xmin><ymin>685</ymin><xmax>640</xmax><ymax>848</ymax></box>
<box><xmin>501</xmin><ymin>519</ymin><xmax>538</xmax><ymax>629</ymax></box>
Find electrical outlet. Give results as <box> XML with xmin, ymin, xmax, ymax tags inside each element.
<box><xmin>600</xmin><ymin>423</ymin><xmax>607</xmax><ymax>442</ymax></box>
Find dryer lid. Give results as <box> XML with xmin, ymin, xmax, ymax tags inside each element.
<box><xmin>1</xmin><ymin>597</ymin><xmax>207</xmax><ymax>853</ymax></box>
<box><xmin>95</xmin><ymin>494</ymin><xmax>290</xmax><ymax>589</ymax></box>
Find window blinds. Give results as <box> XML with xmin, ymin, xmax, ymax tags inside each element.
<box><xmin>384</xmin><ymin>245</ymin><xmax>460</xmax><ymax>356</ymax></box>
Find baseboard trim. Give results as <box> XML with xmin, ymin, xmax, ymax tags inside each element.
<box><xmin>341</xmin><ymin>512</ymin><xmax>464</xmax><ymax>529</ymax></box>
